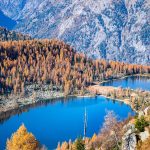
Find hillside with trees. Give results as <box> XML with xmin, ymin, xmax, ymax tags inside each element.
<box><xmin>0</xmin><ymin>0</ymin><xmax>149</xmax><ymax>65</ymax></box>
<box><xmin>1</xmin><ymin>39</ymin><xmax>150</xmax><ymax>150</ymax></box>
<box><xmin>0</xmin><ymin>39</ymin><xmax>150</xmax><ymax>96</ymax></box>
<box><xmin>0</xmin><ymin>27</ymin><xmax>31</xmax><ymax>41</ymax></box>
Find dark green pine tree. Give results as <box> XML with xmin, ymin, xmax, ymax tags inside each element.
<box><xmin>75</xmin><ymin>137</ymin><xmax>85</xmax><ymax>150</ymax></box>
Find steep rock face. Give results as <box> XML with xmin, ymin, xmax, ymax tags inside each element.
<box><xmin>0</xmin><ymin>0</ymin><xmax>149</xmax><ymax>64</ymax></box>
<box><xmin>0</xmin><ymin>0</ymin><xmax>26</xmax><ymax>19</ymax></box>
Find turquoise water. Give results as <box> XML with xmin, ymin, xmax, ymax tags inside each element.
<box><xmin>101</xmin><ymin>76</ymin><xmax>150</xmax><ymax>91</ymax></box>
<box><xmin>0</xmin><ymin>96</ymin><xmax>134</xmax><ymax>150</ymax></box>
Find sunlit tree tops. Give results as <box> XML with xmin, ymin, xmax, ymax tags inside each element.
<box><xmin>0</xmin><ymin>39</ymin><xmax>150</xmax><ymax>95</ymax></box>
<box><xmin>6</xmin><ymin>124</ymin><xmax>39</xmax><ymax>150</ymax></box>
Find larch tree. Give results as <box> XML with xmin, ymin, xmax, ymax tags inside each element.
<box><xmin>98</xmin><ymin>110</ymin><xmax>123</xmax><ymax>150</ymax></box>
<box><xmin>6</xmin><ymin>124</ymin><xmax>39</xmax><ymax>150</ymax></box>
<box><xmin>75</xmin><ymin>137</ymin><xmax>85</xmax><ymax>150</ymax></box>
<box><xmin>0</xmin><ymin>39</ymin><xmax>150</xmax><ymax>95</ymax></box>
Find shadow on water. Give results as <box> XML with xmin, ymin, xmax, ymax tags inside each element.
<box><xmin>0</xmin><ymin>96</ymin><xmax>100</xmax><ymax>124</ymax></box>
<box><xmin>0</xmin><ymin>97</ymin><xmax>68</xmax><ymax>124</ymax></box>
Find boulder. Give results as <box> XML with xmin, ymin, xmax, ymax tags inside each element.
<box><xmin>139</xmin><ymin>130</ymin><xmax>149</xmax><ymax>142</ymax></box>
<box><xmin>123</xmin><ymin>123</ymin><xmax>136</xmax><ymax>132</ymax></box>
<box><xmin>122</xmin><ymin>123</ymin><xmax>137</xmax><ymax>150</ymax></box>
<box><xmin>138</xmin><ymin>111</ymin><xmax>144</xmax><ymax>118</ymax></box>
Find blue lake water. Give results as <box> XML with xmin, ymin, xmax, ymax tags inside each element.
<box><xmin>101</xmin><ymin>76</ymin><xmax>150</xmax><ymax>91</ymax></box>
<box><xmin>1</xmin><ymin>76</ymin><xmax>149</xmax><ymax>149</ymax></box>
<box><xmin>0</xmin><ymin>96</ymin><xmax>135</xmax><ymax>150</ymax></box>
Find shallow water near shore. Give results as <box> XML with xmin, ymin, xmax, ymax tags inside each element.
<box><xmin>0</xmin><ymin>96</ymin><xmax>135</xmax><ymax>150</ymax></box>
<box><xmin>101</xmin><ymin>76</ymin><xmax>150</xmax><ymax>91</ymax></box>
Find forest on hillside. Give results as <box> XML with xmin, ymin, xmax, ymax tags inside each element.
<box><xmin>0</xmin><ymin>39</ymin><xmax>150</xmax><ymax>96</ymax></box>
<box><xmin>0</xmin><ymin>27</ymin><xmax>31</xmax><ymax>41</ymax></box>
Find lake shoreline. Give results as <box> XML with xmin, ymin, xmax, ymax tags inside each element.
<box><xmin>87</xmin><ymin>73</ymin><xmax>150</xmax><ymax>113</ymax></box>
<box><xmin>0</xmin><ymin>74</ymin><xmax>149</xmax><ymax>116</ymax></box>
<box><xmin>97</xmin><ymin>73</ymin><xmax>150</xmax><ymax>85</ymax></box>
<box><xmin>0</xmin><ymin>89</ymin><xmax>95</xmax><ymax>119</ymax></box>
<box><xmin>100</xmin><ymin>94</ymin><xmax>137</xmax><ymax>112</ymax></box>
<box><xmin>0</xmin><ymin>93</ymin><xmax>96</xmax><ymax>123</ymax></box>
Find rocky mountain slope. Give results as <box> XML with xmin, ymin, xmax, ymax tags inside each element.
<box><xmin>0</xmin><ymin>0</ymin><xmax>149</xmax><ymax>64</ymax></box>
<box><xmin>0</xmin><ymin>27</ymin><xmax>31</xmax><ymax>41</ymax></box>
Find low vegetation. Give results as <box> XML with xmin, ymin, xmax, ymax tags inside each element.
<box><xmin>135</xmin><ymin>116</ymin><xmax>149</xmax><ymax>132</ymax></box>
<box><xmin>137</xmin><ymin>136</ymin><xmax>150</xmax><ymax>150</ymax></box>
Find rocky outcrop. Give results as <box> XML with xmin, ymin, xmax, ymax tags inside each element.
<box><xmin>122</xmin><ymin>113</ymin><xmax>150</xmax><ymax>150</ymax></box>
<box><xmin>139</xmin><ymin>130</ymin><xmax>149</xmax><ymax>142</ymax></box>
<box><xmin>0</xmin><ymin>0</ymin><xmax>149</xmax><ymax>64</ymax></box>
<box><xmin>122</xmin><ymin>124</ymin><xmax>137</xmax><ymax>150</ymax></box>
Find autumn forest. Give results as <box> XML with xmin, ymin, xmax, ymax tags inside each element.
<box><xmin>0</xmin><ymin>0</ymin><xmax>150</xmax><ymax>149</ymax></box>
<box><xmin>1</xmin><ymin>39</ymin><xmax>150</xmax><ymax>96</ymax></box>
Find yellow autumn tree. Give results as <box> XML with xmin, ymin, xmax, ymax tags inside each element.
<box><xmin>61</xmin><ymin>141</ymin><xmax>69</xmax><ymax>150</ymax></box>
<box><xmin>91</xmin><ymin>133</ymin><xmax>97</xmax><ymax>143</ymax></box>
<box><xmin>6</xmin><ymin>124</ymin><xmax>39</xmax><ymax>150</ymax></box>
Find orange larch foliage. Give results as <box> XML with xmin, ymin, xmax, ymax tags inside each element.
<box><xmin>0</xmin><ymin>39</ymin><xmax>150</xmax><ymax>95</ymax></box>
<box><xmin>6</xmin><ymin>124</ymin><xmax>39</xmax><ymax>150</ymax></box>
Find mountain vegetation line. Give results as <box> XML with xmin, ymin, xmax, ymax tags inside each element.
<box><xmin>0</xmin><ymin>39</ymin><xmax>150</xmax><ymax>97</ymax></box>
<box><xmin>0</xmin><ymin>27</ymin><xmax>31</xmax><ymax>41</ymax></box>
